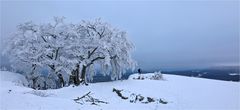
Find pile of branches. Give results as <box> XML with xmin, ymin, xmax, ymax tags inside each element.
<box><xmin>73</xmin><ymin>92</ymin><xmax>108</xmax><ymax>105</ymax></box>
<box><xmin>113</xmin><ymin>88</ymin><xmax>168</xmax><ymax>104</ymax></box>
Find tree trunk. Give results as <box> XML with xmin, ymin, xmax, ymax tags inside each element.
<box><xmin>74</xmin><ymin>64</ymin><xmax>80</xmax><ymax>85</ymax></box>
<box><xmin>69</xmin><ymin>64</ymin><xmax>81</xmax><ymax>86</ymax></box>
<box><xmin>58</xmin><ymin>74</ymin><xmax>65</xmax><ymax>87</ymax></box>
<box><xmin>80</xmin><ymin>65</ymin><xmax>88</xmax><ymax>85</ymax></box>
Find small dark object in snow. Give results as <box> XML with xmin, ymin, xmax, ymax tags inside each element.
<box><xmin>159</xmin><ymin>98</ymin><xmax>168</xmax><ymax>104</ymax></box>
<box><xmin>130</xmin><ymin>93</ymin><xmax>145</xmax><ymax>103</ymax></box>
<box><xmin>137</xmin><ymin>95</ymin><xmax>144</xmax><ymax>101</ymax></box>
<box><xmin>8</xmin><ymin>90</ymin><xmax>12</xmax><ymax>93</ymax></box>
<box><xmin>147</xmin><ymin>97</ymin><xmax>155</xmax><ymax>102</ymax></box>
<box><xmin>144</xmin><ymin>97</ymin><xmax>155</xmax><ymax>103</ymax></box>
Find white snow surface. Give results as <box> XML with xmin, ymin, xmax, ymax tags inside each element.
<box><xmin>0</xmin><ymin>71</ymin><xmax>239</xmax><ymax>110</ymax></box>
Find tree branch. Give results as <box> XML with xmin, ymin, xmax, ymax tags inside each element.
<box><xmin>73</xmin><ymin>92</ymin><xmax>91</xmax><ymax>101</ymax></box>
<box><xmin>88</xmin><ymin>47</ymin><xmax>98</xmax><ymax>59</ymax></box>
<box><xmin>48</xmin><ymin>65</ymin><xmax>55</xmax><ymax>71</ymax></box>
<box><xmin>112</xmin><ymin>88</ymin><xmax>128</xmax><ymax>100</ymax></box>
<box><xmin>87</xmin><ymin>25</ymin><xmax>105</xmax><ymax>39</ymax></box>
<box><xmin>55</xmin><ymin>47</ymin><xmax>60</xmax><ymax>60</ymax></box>
<box><xmin>73</xmin><ymin>91</ymin><xmax>109</xmax><ymax>105</ymax></box>
<box><xmin>41</xmin><ymin>36</ymin><xmax>47</xmax><ymax>42</ymax></box>
<box><xmin>110</xmin><ymin>55</ymin><xmax>117</xmax><ymax>59</ymax></box>
<box><xmin>47</xmin><ymin>33</ymin><xmax>57</xmax><ymax>39</ymax></box>
<box><xmin>46</xmin><ymin>55</ymin><xmax>53</xmax><ymax>59</ymax></box>
<box><xmin>86</xmin><ymin>56</ymin><xmax>105</xmax><ymax>67</ymax></box>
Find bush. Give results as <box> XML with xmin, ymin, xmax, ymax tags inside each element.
<box><xmin>150</xmin><ymin>71</ymin><xmax>163</xmax><ymax>80</ymax></box>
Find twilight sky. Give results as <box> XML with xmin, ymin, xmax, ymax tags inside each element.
<box><xmin>0</xmin><ymin>0</ymin><xmax>239</xmax><ymax>71</ymax></box>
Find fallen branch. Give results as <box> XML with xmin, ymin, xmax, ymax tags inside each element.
<box><xmin>73</xmin><ymin>91</ymin><xmax>91</xmax><ymax>101</ymax></box>
<box><xmin>113</xmin><ymin>88</ymin><xmax>168</xmax><ymax>104</ymax></box>
<box><xmin>112</xmin><ymin>88</ymin><xmax>128</xmax><ymax>100</ymax></box>
<box><xmin>73</xmin><ymin>92</ymin><xmax>108</xmax><ymax>105</ymax></box>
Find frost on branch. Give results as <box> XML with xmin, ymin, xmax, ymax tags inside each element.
<box><xmin>4</xmin><ymin>17</ymin><xmax>136</xmax><ymax>89</ymax></box>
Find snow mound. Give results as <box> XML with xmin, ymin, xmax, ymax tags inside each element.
<box><xmin>24</xmin><ymin>90</ymin><xmax>56</xmax><ymax>97</ymax></box>
<box><xmin>0</xmin><ymin>71</ymin><xmax>28</xmax><ymax>86</ymax></box>
<box><xmin>0</xmin><ymin>71</ymin><xmax>239</xmax><ymax>110</ymax></box>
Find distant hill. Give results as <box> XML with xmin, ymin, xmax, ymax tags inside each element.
<box><xmin>163</xmin><ymin>66</ymin><xmax>239</xmax><ymax>82</ymax></box>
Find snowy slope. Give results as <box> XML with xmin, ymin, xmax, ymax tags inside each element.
<box><xmin>0</xmin><ymin>71</ymin><xmax>239</xmax><ymax>110</ymax></box>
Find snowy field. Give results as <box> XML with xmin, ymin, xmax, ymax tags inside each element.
<box><xmin>0</xmin><ymin>71</ymin><xmax>239</xmax><ymax>110</ymax></box>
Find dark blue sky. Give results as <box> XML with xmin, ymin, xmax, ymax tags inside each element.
<box><xmin>1</xmin><ymin>0</ymin><xmax>239</xmax><ymax>71</ymax></box>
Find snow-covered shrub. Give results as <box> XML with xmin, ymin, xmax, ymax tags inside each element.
<box><xmin>128</xmin><ymin>71</ymin><xmax>164</xmax><ymax>80</ymax></box>
<box><xmin>150</xmin><ymin>71</ymin><xmax>163</xmax><ymax>80</ymax></box>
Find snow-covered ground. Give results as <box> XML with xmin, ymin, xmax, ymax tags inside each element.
<box><xmin>0</xmin><ymin>71</ymin><xmax>239</xmax><ymax>110</ymax></box>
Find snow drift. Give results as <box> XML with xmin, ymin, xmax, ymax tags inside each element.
<box><xmin>0</xmin><ymin>71</ymin><xmax>239</xmax><ymax>110</ymax></box>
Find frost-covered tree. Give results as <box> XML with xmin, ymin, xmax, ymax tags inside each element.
<box><xmin>3</xmin><ymin>17</ymin><xmax>72</xmax><ymax>88</ymax></box>
<box><xmin>3</xmin><ymin>22</ymin><xmax>45</xmax><ymax>88</ymax></box>
<box><xmin>70</xmin><ymin>19</ymin><xmax>136</xmax><ymax>85</ymax></box>
<box><xmin>4</xmin><ymin>17</ymin><xmax>136</xmax><ymax>88</ymax></box>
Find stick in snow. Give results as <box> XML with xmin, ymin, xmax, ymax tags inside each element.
<box><xmin>112</xmin><ymin>88</ymin><xmax>128</xmax><ymax>100</ymax></box>
<box><xmin>73</xmin><ymin>91</ymin><xmax>108</xmax><ymax>105</ymax></box>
